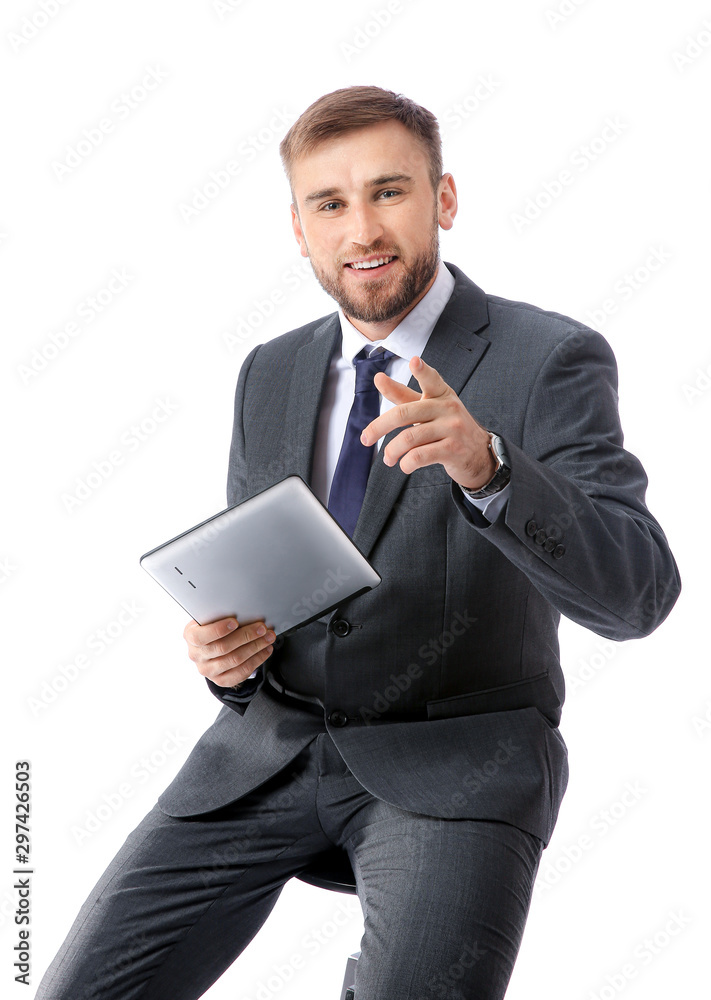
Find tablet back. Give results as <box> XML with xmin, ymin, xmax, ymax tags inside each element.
<box><xmin>140</xmin><ymin>476</ymin><xmax>381</xmax><ymax>635</ymax></box>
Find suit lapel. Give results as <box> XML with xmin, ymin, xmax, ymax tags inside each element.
<box><xmin>279</xmin><ymin>314</ymin><xmax>341</xmax><ymax>486</ymax></box>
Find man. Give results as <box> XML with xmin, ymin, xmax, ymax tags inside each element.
<box><xmin>38</xmin><ymin>86</ymin><xmax>680</xmax><ymax>1000</ymax></box>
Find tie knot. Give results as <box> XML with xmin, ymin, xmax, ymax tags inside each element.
<box><xmin>353</xmin><ymin>347</ymin><xmax>397</xmax><ymax>393</ymax></box>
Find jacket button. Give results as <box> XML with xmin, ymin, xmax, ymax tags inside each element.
<box><xmin>544</xmin><ymin>536</ymin><xmax>557</xmax><ymax>552</ymax></box>
<box><xmin>331</xmin><ymin>619</ymin><xmax>351</xmax><ymax>637</ymax></box>
<box><xmin>535</xmin><ymin>528</ymin><xmax>547</xmax><ymax>545</ymax></box>
<box><xmin>553</xmin><ymin>544</ymin><xmax>565</xmax><ymax>559</ymax></box>
<box><xmin>328</xmin><ymin>710</ymin><xmax>349</xmax><ymax>727</ymax></box>
<box><xmin>526</xmin><ymin>520</ymin><xmax>538</xmax><ymax>536</ymax></box>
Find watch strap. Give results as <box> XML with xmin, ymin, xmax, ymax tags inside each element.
<box><xmin>458</xmin><ymin>434</ymin><xmax>511</xmax><ymax>499</ymax></box>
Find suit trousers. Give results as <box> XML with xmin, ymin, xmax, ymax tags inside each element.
<box><xmin>37</xmin><ymin>727</ymin><xmax>544</xmax><ymax>1000</ymax></box>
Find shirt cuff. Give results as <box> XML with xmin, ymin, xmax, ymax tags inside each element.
<box><xmin>459</xmin><ymin>481</ymin><xmax>511</xmax><ymax>522</ymax></box>
<box><xmin>223</xmin><ymin>666</ymin><xmax>264</xmax><ymax>703</ymax></box>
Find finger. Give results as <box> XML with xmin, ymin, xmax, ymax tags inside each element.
<box><xmin>202</xmin><ymin>621</ymin><xmax>274</xmax><ymax>661</ymax></box>
<box><xmin>381</xmin><ymin>421</ymin><xmax>448</xmax><ymax>469</ymax></box>
<box><xmin>361</xmin><ymin>396</ymin><xmax>444</xmax><ymax>448</ymax></box>
<box><xmin>209</xmin><ymin>643</ymin><xmax>276</xmax><ymax>688</ymax></box>
<box><xmin>409</xmin><ymin>356</ymin><xmax>452</xmax><ymax>399</ymax></box>
<box><xmin>372</xmin><ymin>371</ymin><xmax>421</xmax><ymax>405</ymax></box>
<box><xmin>183</xmin><ymin>615</ymin><xmax>241</xmax><ymax>647</ymax></box>
<box><xmin>395</xmin><ymin>439</ymin><xmax>455</xmax><ymax>476</ymax></box>
<box><xmin>194</xmin><ymin>625</ymin><xmax>276</xmax><ymax>675</ymax></box>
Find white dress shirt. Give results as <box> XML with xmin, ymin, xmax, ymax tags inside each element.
<box><xmin>310</xmin><ymin>261</ymin><xmax>510</xmax><ymax>522</ymax></box>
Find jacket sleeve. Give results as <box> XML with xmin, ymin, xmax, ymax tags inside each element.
<box><xmin>226</xmin><ymin>343</ymin><xmax>261</xmax><ymax>507</ymax></box>
<box><xmin>451</xmin><ymin>326</ymin><xmax>681</xmax><ymax>640</ymax></box>
<box><xmin>205</xmin><ymin>343</ymin><xmax>268</xmax><ymax>713</ymax></box>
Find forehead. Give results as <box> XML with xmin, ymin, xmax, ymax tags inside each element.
<box><xmin>290</xmin><ymin>119</ymin><xmax>431</xmax><ymax>201</ymax></box>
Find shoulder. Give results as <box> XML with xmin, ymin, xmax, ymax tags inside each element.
<box><xmin>447</xmin><ymin>263</ymin><xmax>616</xmax><ymax>369</ymax></box>
<box><xmin>487</xmin><ymin>293</ymin><xmax>617</xmax><ymax>365</ymax></box>
<box><xmin>233</xmin><ymin>311</ymin><xmax>340</xmax><ymax>403</ymax></box>
<box><xmin>251</xmin><ymin>312</ymin><xmax>338</xmax><ymax>362</ymax></box>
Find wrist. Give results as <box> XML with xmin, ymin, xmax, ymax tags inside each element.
<box><xmin>458</xmin><ymin>433</ymin><xmax>511</xmax><ymax>499</ymax></box>
<box><xmin>459</xmin><ymin>441</ymin><xmax>496</xmax><ymax>491</ymax></box>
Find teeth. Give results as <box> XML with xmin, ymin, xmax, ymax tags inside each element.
<box><xmin>349</xmin><ymin>256</ymin><xmax>395</xmax><ymax>269</ymax></box>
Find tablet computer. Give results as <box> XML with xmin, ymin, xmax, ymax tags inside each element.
<box><xmin>140</xmin><ymin>475</ymin><xmax>381</xmax><ymax>636</ymax></box>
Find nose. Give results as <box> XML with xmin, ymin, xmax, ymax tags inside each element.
<box><xmin>348</xmin><ymin>200</ymin><xmax>384</xmax><ymax>248</ymax></box>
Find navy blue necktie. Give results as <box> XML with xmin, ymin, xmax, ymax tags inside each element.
<box><xmin>328</xmin><ymin>347</ymin><xmax>397</xmax><ymax>537</ymax></box>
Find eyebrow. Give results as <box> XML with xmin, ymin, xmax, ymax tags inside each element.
<box><xmin>303</xmin><ymin>173</ymin><xmax>413</xmax><ymax>205</ymax></box>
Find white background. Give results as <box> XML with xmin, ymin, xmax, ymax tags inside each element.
<box><xmin>2</xmin><ymin>1</ymin><xmax>709</xmax><ymax>998</ymax></box>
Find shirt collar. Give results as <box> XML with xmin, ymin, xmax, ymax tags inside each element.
<box><xmin>338</xmin><ymin>261</ymin><xmax>455</xmax><ymax>365</ymax></box>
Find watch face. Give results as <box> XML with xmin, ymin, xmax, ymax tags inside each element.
<box><xmin>491</xmin><ymin>434</ymin><xmax>509</xmax><ymax>469</ymax></box>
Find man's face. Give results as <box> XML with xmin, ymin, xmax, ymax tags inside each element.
<box><xmin>289</xmin><ymin>120</ymin><xmax>457</xmax><ymax>330</ymax></box>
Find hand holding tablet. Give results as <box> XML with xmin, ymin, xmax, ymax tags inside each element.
<box><xmin>182</xmin><ymin>615</ymin><xmax>276</xmax><ymax>689</ymax></box>
<box><xmin>140</xmin><ymin>475</ymin><xmax>381</xmax><ymax>638</ymax></box>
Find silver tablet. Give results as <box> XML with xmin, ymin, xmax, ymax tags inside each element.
<box><xmin>140</xmin><ymin>475</ymin><xmax>381</xmax><ymax>636</ymax></box>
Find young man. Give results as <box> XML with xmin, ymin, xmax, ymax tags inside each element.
<box><xmin>38</xmin><ymin>86</ymin><xmax>680</xmax><ymax>1000</ymax></box>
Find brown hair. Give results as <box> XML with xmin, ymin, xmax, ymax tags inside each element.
<box><xmin>280</xmin><ymin>85</ymin><xmax>443</xmax><ymax>198</ymax></box>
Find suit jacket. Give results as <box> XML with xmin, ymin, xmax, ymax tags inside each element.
<box><xmin>158</xmin><ymin>263</ymin><xmax>680</xmax><ymax>845</ymax></box>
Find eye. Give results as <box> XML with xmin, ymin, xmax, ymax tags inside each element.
<box><xmin>320</xmin><ymin>201</ymin><xmax>342</xmax><ymax>212</ymax></box>
<box><xmin>378</xmin><ymin>189</ymin><xmax>400</xmax><ymax>200</ymax></box>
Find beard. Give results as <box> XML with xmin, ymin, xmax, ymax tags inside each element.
<box><xmin>306</xmin><ymin>211</ymin><xmax>440</xmax><ymax>325</ymax></box>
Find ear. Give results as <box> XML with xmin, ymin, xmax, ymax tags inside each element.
<box><xmin>437</xmin><ymin>173</ymin><xmax>458</xmax><ymax>231</ymax></box>
<box><xmin>290</xmin><ymin>204</ymin><xmax>309</xmax><ymax>258</ymax></box>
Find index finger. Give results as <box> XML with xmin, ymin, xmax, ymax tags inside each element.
<box><xmin>183</xmin><ymin>615</ymin><xmax>242</xmax><ymax>647</ymax></box>
<box><xmin>362</xmin><ymin>395</ymin><xmax>445</xmax><ymax>449</ymax></box>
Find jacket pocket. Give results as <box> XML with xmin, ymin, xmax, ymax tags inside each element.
<box><xmin>426</xmin><ymin>671</ymin><xmax>550</xmax><ymax>720</ymax></box>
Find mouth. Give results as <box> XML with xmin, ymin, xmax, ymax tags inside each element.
<box><xmin>344</xmin><ymin>255</ymin><xmax>398</xmax><ymax>275</ymax></box>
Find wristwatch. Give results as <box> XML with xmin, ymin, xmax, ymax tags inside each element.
<box><xmin>458</xmin><ymin>433</ymin><xmax>511</xmax><ymax>499</ymax></box>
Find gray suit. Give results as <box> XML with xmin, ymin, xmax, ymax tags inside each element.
<box><xmin>38</xmin><ymin>263</ymin><xmax>681</xmax><ymax>1000</ymax></box>
<box><xmin>158</xmin><ymin>262</ymin><xmax>680</xmax><ymax>846</ymax></box>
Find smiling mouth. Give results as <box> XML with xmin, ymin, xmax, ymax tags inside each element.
<box><xmin>345</xmin><ymin>255</ymin><xmax>398</xmax><ymax>270</ymax></box>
